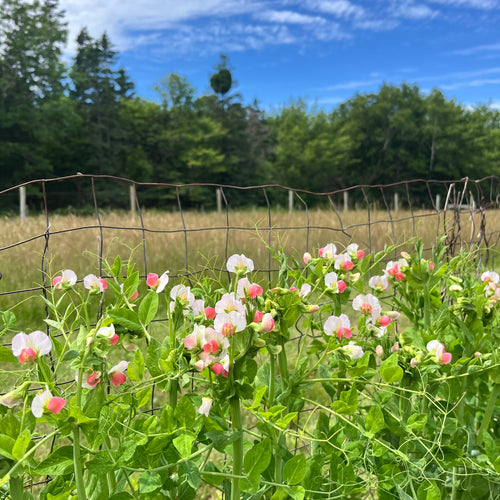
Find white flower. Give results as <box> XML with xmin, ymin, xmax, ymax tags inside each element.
<box><xmin>481</xmin><ymin>271</ymin><xmax>499</xmax><ymax>284</ymax></box>
<box><xmin>342</xmin><ymin>342</ymin><xmax>364</xmax><ymax>360</ymax></box>
<box><xmin>368</xmin><ymin>275</ymin><xmax>389</xmax><ymax>291</ymax></box>
<box><xmin>31</xmin><ymin>389</ymin><xmax>66</xmax><ymax>417</ymax></box>
<box><xmin>215</xmin><ymin>293</ymin><xmax>246</xmax><ymax>315</ymax></box>
<box><xmin>226</xmin><ymin>254</ymin><xmax>254</xmax><ymax>274</ymax></box>
<box><xmin>319</xmin><ymin>243</ymin><xmax>337</xmax><ymax>259</ymax></box>
<box><xmin>12</xmin><ymin>331</ymin><xmax>52</xmax><ymax>363</ymax></box>
<box><xmin>198</xmin><ymin>397</ymin><xmax>213</xmax><ymax>417</ymax></box>
<box><xmin>299</xmin><ymin>283</ymin><xmax>311</xmax><ymax>298</ymax></box>
<box><xmin>214</xmin><ymin>311</ymin><xmax>247</xmax><ymax>335</ymax></box>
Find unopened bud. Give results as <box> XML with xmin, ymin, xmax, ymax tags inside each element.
<box><xmin>303</xmin><ymin>252</ymin><xmax>312</xmax><ymax>265</ymax></box>
<box><xmin>474</xmin><ymin>352</ymin><xmax>482</xmax><ymax>358</ymax></box>
<box><xmin>307</xmin><ymin>304</ymin><xmax>319</xmax><ymax>313</ymax></box>
<box><xmin>401</xmin><ymin>252</ymin><xmax>411</xmax><ymax>260</ymax></box>
<box><xmin>391</xmin><ymin>342</ymin><xmax>399</xmax><ymax>353</ymax></box>
<box><xmin>375</xmin><ymin>345</ymin><xmax>384</xmax><ymax>357</ymax></box>
<box><xmin>449</xmin><ymin>284</ymin><xmax>463</xmax><ymax>292</ymax></box>
<box><xmin>410</xmin><ymin>358</ymin><xmax>419</xmax><ymax>368</ymax></box>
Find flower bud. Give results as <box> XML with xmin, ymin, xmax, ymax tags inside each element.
<box><xmin>303</xmin><ymin>252</ymin><xmax>312</xmax><ymax>265</ymax></box>
<box><xmin>375</xmin><ymin>345</ymin><xmax>384</xmax><ymax>357</ymax></box>
<box><xmin>307</xmin><ymin>304</ymin><xmax>319</xmax><ymax>313</ymax></box>
<box><xmin>391</xmin><ymin>342</ymin><xmax>399</xmax><ymax>353</ymax></box>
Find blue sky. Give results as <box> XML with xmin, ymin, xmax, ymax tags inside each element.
<box><xmin>59</xmin><ymin>0</ymin><xmax>500</xmax><ymax>111</ymax></box>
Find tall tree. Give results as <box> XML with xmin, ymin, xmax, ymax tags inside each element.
<box><xmin>0</xmin><ymin>0</ymin><xmax>67</xmax><ymax>186</ymax></box>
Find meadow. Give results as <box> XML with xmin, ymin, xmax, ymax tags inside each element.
<box><xmin>1</xmin><ymin>207</ymin><xmax>497</xmax><ymax>331</ymax></box>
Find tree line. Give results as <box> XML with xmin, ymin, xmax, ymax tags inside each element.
<box><xmin>1</xmin><ymin>0</ymin><xmax>499</xmax><ymax>211</ymax></box>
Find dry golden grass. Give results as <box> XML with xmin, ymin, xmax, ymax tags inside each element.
<box><xmin>1</xmin><ymin>207</ymin><xmax>498</xmax><ymax>330</ymax></box>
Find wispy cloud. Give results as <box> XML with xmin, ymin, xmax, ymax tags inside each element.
<box><xmin>308</xmin><ymin>0</ymin><xmax>366</xmax><ymax>19</ymax></box>
<box><xmin>389</xmin><ymin>1</ymin><xmax>439</xmax><ymax>19</ymax></box>
<box><xmin>441</xmin><ymin>78</ymin><xmax>500</xmax><ymax>89</ymax></box>
<box><xmin>450</xmin><ymin>42</ymin><xmax>500</xmax><ymax>55</ymax></box>
<box><xmin>256</xmin><ymin>9</ymin><xmax>327</xmax><ymax>24</ymax></box>
<box><xmin>429</xmin><ymin>0</ymin><xmax>499</xmax><ymax>8</ymax></box>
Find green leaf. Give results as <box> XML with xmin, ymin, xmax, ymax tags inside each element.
<box><xmin>174</xmin><ymin>396</ymin><xmax>196</xmax><ymax>429</ymax></box>
<box><xmin>205</xmin><ymin>431</ymin><xmax>240</xmax><ymax>453</ymax></box>
<box><xmin>123</xmin><ymin>271</ymin><xmax>140</xmax><ymax>302</ymax></box>
<box><xmin>202</xmin><ymin>461</ymin><xmax>223</xmax><ymax>486</ymax></box>
<box><xmin>86</xmin><ymin>451</ymin><xmax>115</xmax><ymax>474</ymax></box>
<box><xmin>68</xmin><ymin>406</ymin><xmax>97</xmax><ymax>425</ymax></box>
<box><xmin>407</xmin><ymin>413</ymin><xmax>428</xmax><ymax>431</ymax></box>
<box><xmin>0</xmin><ymin>434</ymin><xmax>15</xmax><ymax>460</ymax></box>
<box><xmin>61</xmin><ymin>349</ymin><xmax>79</xmax><ymax>362</ymax></box>
<box><xmin>331</xmin><ymin>386</ymin><xmax>359</xmax><ymax>414</ymax></box>
<box><xmin>0</xmin><ymin>345</ymin><xmax>17</xmax><ymax>363</ymax></box>
<box><xmin>2</xmin><ymin>310</ymin><xmax>16</xmax><ymax>330</ymax></box>
<box><xmin>139</xmin><ymin>292</ymin><xmax>158</xmax><ymax>327</ymax></box>
<box><xmin>109</xmin><ymin>494</ymin><xmax>134</xmax><ymax>500</ymax></box>
<box><xmin>365</xmin><ymin>405</ymin><xmax>385</xmax><ymax>437</ymax></box>
<box><xmin>380</xmin><ymin>354</ymin><xmax>403</xmax><ymax>384</ymax></box>
<box><xmin>35</xmin><ymin>446</ymin><xmax>75</xmax><ymax>475</ymax></box>
<box><xmin>44</xmin><ymin>318</ymin><xmax>61</xmax><ymax>330</ymax></box>
<box><xmin>108</xmin><ymin>308</ymin><xmax>142</xmax><ymax>333</ymax></box>
<box><xmin>181</xmin><ymin>460</ymin><xmax>202</xmax><ymax>489</ymax></box>
<box><xmin>173</xmin><ymin>432</ymin><xmax>195</xmax><ymax>458</ymax></box>
<box><xmin>244</xmin><ymin>438</ymin><xmax>271</xmax><ymax>476</ymax></box>
<box><xmin>284</xmin><ymin>485</ymin><xmax>305</xmax><ymax>500</ymax></box>
<box><xmin>128</xmin><ymin>349</ymin><xmax>145</xmax><ymax>381</ymax></box>
<box><xmin>135</xmin><ymin>387</ymin><xmax>152</xmax><ymax>409</ymax></box>
<box><xmin>283</xmin><ymin>454</ymin><xmax>306</xmax><ymax>485</ymax></box>
<box><xmin>110</xmin><ymin>255</ymin><xmax>122</xmax><ymax>278</ymax></box>
<box><xmin>417</xmin><ymin>480</ymin><xmax>441</xmax><ymax>500</ymax></box>
<box><xmin>138</xmin><ymin>471</ymin><xmax>162</xmax><ymax>494</ymax></box>
<box><xmin>12</xmin><ymin>429</ymin><xmax>31</xmax><ymax>460</ymax></box>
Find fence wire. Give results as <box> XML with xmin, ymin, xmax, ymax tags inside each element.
<box><xmin>0</xmin><ymin>174</ymin><xmax>499</xmax><ymax>493</ymax></box>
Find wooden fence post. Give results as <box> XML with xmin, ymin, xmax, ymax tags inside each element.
<box><xmin>394</xmin><ymin>193</ymin><xmax>399</xmax><ymax>211</ymax></box>
<box><xmin>20</xmin><ymin>186</ymin><xmax>26</xmax><ymax>222</ymax></box>
<box><xmin>129</xmin><ymin>184</ymin><xmax>136</xmax><ymax>217</ymax></box>
<box><xmin>343</xmin><ymin>191</ymin><xmax>348</xmax><ymax>213</ymax></box>
<box><xmin>288</xmin><ymin>190</ymin><xmax>293</xmax><ymax>214</ymax></box>
<box><xmin>216</xmin><ymin>188</ymin><xmax>222</xmax><ymax>214</ymax></box>
<box><xmin>436</xmin><ymin>194</ymin><xmax>441</xmax><ymax>211</ymax></box>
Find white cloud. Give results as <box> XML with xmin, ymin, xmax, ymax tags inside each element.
<box><xmin>310</xmin><ymin>0</ymin><xmax>366</xmax><ymax>18</ymax></box>
<box><xmin>441</xmin><ymin>78</ymin><xmax>500</xmax><ymax>90</ymax></box>
<box><xmin>256</xmin><ymin>9</ymin><xmax>328</xmax><ymax>24</ymax></box>
<box><xmin>429</xmin><ymin>0</ymin><xmax>499</xmax><ymax>8</ymax></box>
<box><xmin>390</xmin><ymin>2</ymin><xmax>439</xmax><ymax>19</ymax></box>
<box><xmin>316</xmin><ymin>78</ymin><xmax>383</xmax><ymax>91</ymax></box>
<box><xmin>450</xmin><ymin>42</ymin><xmax>500</xmax><ymax>55</ymax></box>
<box><xmin>354</xmin><ymin>18</ymin><xmax>399</xmax><ymax>30</ymax></box>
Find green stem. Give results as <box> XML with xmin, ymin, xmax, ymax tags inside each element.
<box><xmin>9</xmin><ymin>476</ymin><xmax>23</xmax><ymax>500</ymax></box>
<box><xmin>73</xmin><ymin>427</ymin><xmax>87</xmax><ymax>500</ymax></box>
<box><xmin>423</xmin><ymin>284</ymin><xmax>431</xmax><ymax>331</ymax></box>
<box><xmin>477</xmin><ymin>383</ymin><xmax>500</xmax><ymax>445</ymax></box>
<box><xmin>277</xmin><ymin>339</ymin><xmax>289</xmax><ymax>388</ymax></box>
<box><xmin>169</xmin><ymin>379</ymin><xmax>178</xmax><ymax>410</ymax></box>
<box><xmin>269</xmin><ymin>354</ymin><xmax>275</xmax><ymax>406</ymax></box>
<box><xmin>230</xmin><ymin>396</ymin><xmax>243</xmax><ymax>500</ymax></box>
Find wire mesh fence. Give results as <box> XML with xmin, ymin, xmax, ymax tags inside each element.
<box><xmin>1</xmin><ymin>174</ymin><xmax>499</xmax><ymax>495</ymax></box>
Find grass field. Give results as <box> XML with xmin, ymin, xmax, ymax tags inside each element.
<box><xmin>1</xmin><ymin>207</ymin><xmax>498</xmax><ymax>331</ymax></box>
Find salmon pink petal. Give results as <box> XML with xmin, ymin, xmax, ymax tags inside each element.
<box><xmin>440</xmin><ymin>352</ymin><xmax>452</xmax><ymax>364</ymax></box>
<box><xmin>47</xmin><ymin>397</ymin><xmax>66</xmax><ymax>414</ymax></box>
<box><xmin>110</xmin><ymin>372</ymin><xmax>127</xmax><ymax>386</ymax></box>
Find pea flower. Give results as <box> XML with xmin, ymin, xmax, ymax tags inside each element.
<box><xmin>146</xmin><ymin>271</ymin><xmax>169</xmax><ymax>293</ymax></box>
<box><xmin>31</xmin><ymin>389</ymin><xmax>66</xmax><ymax>418</ymax></box>
<box><xmin>319</xmin><ymin>243</ymin><xmax>337</xmax><ymax>259</ymax></box>
<box><xmin>303</xmin><ymin>252</ymin><xmax>312</xmax><ymax>265</ymax></box>
<box><xmin>352</xmin><ymin>294</ymin><xmax>381</xmax><ymax>320</ymax></box>
<box><xmin>324</xmin><ymin>314</ymin><xmax>352</xmax><ymax>340</ymax></box>
<box><xmin>347</xmin><ymin>243</ymin><xmax>365</xmax><ymax>260</ymax></box>
<box><xmin>215</xmin><ymin>293</ymin><xmax>246</xmax><ymax>315</ymax></box>
<box><xmin>342</xmin><ymin>342</ymin><xmax>364</xmax><ymax>360</ymax></box>
<box><xmin>334</xmin><ymin>253</ymin><xmax>354</xmax><ymax>271</ymax></box>
<box><xmin>96</xmin><ymin>324</ymin><xmax>119</xmax><ymax>345</ymax></box>
<box><xmin>108</xmin><ymin>361</ymin><xmax>128</xmax><ymax>386</ymax></box>
<box><xmin>12</xmin><ymin>331</ymin><xmax>52</xmax><ymax>363</ymax></box>
<box><xmin>76</xmin><ymin>371</ymin><xmax>101</xmax><ymax>389</ymax></box>
<box><xmin>198</xmin><ymin>397</ymin><xmax>213</xmax><ymax>417</ymax></box>
<box><xmin>236</xmin><ymin>278</ymin><xmax>263</xmax><ymax>300</ymax></box>
<box><xmin>426</xmin><ymin>340</ymin><xmax>452</xmax><ymax>364</ymax></box>
<box><xmin>259</xmin><ymin>313</ymin><xmax>275</xmax><ymax>333</ymax></box>
<box><xmin>204</xmin><ymin>306</ymin><xmax>216</xmax><ymax>320</ymax></box>
<box><xmin>299</xmin><ymin>283</ymin><xmax>311</xmax><ymax>298</ymax></box>
<box><xmin>481</xmin><ymin>271</ymin><xmax>499</xmax><ymax>284</ymax></box>
<box><xmin>214</xmin><ymin>311</ymin><xmax>246</xmax><ymax>336</ymax></box>
<box><xmin>384</xmin><ymin>259</ymin><xmax>408</xmax><ymax>281</ymax></box>
<box><xmin>325</xmin><ymin>272</ymin><xmax>347</xmax><ymax>293</ymax></box>
<box><xmin>52</xmin><ymin>269</ymin><xmax>77</xmax><ymax>289</ymax></box>
<box><xmin>226</xmin><ymin>254</ymin><xmax>254</xmax><ymax>274</ymax></box>
<box><xmin>84</xmin><ymin>274</ymin><xmax>108</xmax><ymax>293</ymax></box>
<box><xmin>368</xmin><ymin>275</ymin><xmax>389</xmax><ymax>291</ymax></box>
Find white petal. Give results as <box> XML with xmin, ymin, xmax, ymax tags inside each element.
<box><xmin>11</xmin><ymin>332</ymin><xmax>28</xmax><ymax>356</ymax></box>
<box><xmin>29</xmin><ymin>331</ymin><xmax>52</xmax><ymax>356</ymax></box>
<box><xmin>31</xmin><ymin>389</ymin><xmax>51</xmax><ymax>418</ymax></box>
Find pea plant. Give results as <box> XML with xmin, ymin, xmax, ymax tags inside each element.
<box><xmin>0</xmin><ymin>239</ymin><xmax>499</xmax><ymax>499</ymax></box>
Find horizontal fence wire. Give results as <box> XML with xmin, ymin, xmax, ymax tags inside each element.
<box><xmin>0</xmin><ymin>174</ymin><xmax>499</xmax><ymax>492</ymax></box>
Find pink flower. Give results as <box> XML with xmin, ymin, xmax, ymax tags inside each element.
<box><xmin>325</xmin><ymin>272</ymin><xmax>346</xmax><ymax>293</ymax></box>
<box><xmin>205</xmin><ymin>306</ymin><xmax>216</xmax><ymax>320</ymax></box>
<box><xmin>259</xmin><ymin>313</ymin><xmax>275</xmax><ymax>333</ymax></box>
<box><xmin>146</xmin><ymin>271</ymin><xmax>169</xmax><ymax>293</ymax></box>
<box><xmin>248</xmin><ymin>284</ymin><xmax>263</xmax><ymax>299</ymax></box>
<box><xmin>236</xmin><ymin>278</ymin><xmax>263</xmax><ymax>300</ymax></box>
<box><xmin>84</xmin><ymin>274</ymin><xmax>107</xmax><ymax>293</ymax></box>
<box><xmin>254</xmin><ymin>310</ymin><xmax>264</xmax><ymax>323</ymax></box>
<box><xmin>384</xmin><ymin>259</ymin><xmax>408</xmax><ymax>279</ymax></box>
<box><xmin>77</xmin><ymin>371</ymin><xmax>101</xmax><ymax>389</ymax></box>
<box><xmin>346</xmin><ymin>243</ymin><xmax>364</xmax><ymax>261</ymax></box>
<box><xmin>31</xmin><ymin>389</ymin><xmax>66</xmax><ymax>418</ymax></box>
<box><xmin>303</xmin><ymin>252</ymin><xmax>312</xmax><ymax>265</ymax></box>
<box><xmin>52</xmin><ymin>269</ymin><xmax>77</xmax><ymax>289</ymax></box>
<box><xmin>335</xmin><ymin>253</ymin><xmax>354</xmax><ymax>271</ymax></box>
<box><xmin>96</xmin><ymin>324</ymin><xmax>119</xmax><ymax>345</ymax></box>
<box><xmin>377</xmin><ymin>315</ymin><xmax>391</xmax><ymax>327</ymax></box>
<box><xmin>324</xmin><ymin>314</ymin><xmax>352</xmax><ymax>340</ymax></box>
<box><xmin>12</xmin><ymin>331</ymin><xmax>52</xmax><ymax>363</ymax></box>
<box><xmin>198</xmin><ymin>397</ymin><xmax>213</xmax><ymax>417</ymax></box>
<box><xmin>214</xmin><ymin>311</ymin><xmax>246</xmax><ymax>336</ymax></box>
<box><xmin>212</xmin><ymin>363</ymin><xmax>228</xmax><ymax>377</ymax></box>
<box><xmin>319</xmin><ymin>243</ymin><xmax>337</xmax><ymax>259</ymax></box>
<box><xmin>481</xmin><ymin>271</ymin><xmax>499</xmax><ymax>284</ymax></box>
<box><xmin>426</xmin><ymin>340</ymin><xmax>452</xmax><ymax>364</ymax></box>
<box><xmin>429</xmin><ymin>260</ymin><xmax>434</xmax><ymax>271</ymax></box>
<box><xmin>352</xmin><ymin>294</ymin><xmax>381</xmax><ymax>321</ymax></box>
<box><xmin>108</xmin><ymin>361</ymin><xmax>128</xmax><ymax>386</ymax></box>
<box><xmin>226</xmin><ymin>254</ymin><xmax>254</xmax><ymax>274</ymax></box>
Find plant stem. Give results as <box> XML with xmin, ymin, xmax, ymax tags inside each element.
<box><xmin>73</xmin><ymin>427</ymin><xmax>87</xmax><ymax>500</ymax></box>
<box><xmin>477</xmin><ymin>383</ymin><xmax>500</xmax><ymax>445</ymax></box>
<box><xmin>230</xmin><ymin>396</ymin><xmax>243</xmax><ymax>500</ymax></box>
<box><xmin>269</xmin><ymin>354</ymin><xmax>275</xmax><ymax>406</ymax></box>
<box><xmin>9</xmin><ymin>476</ymin><xmax>23</xmax><ymax>500</ymax></box>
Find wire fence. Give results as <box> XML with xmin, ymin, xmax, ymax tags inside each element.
<box><xmin>1</xmin><ymin>174</ymin><xmax>499</xmax><ymax>494</ymax></box>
